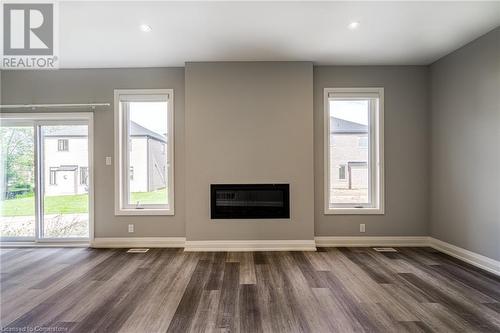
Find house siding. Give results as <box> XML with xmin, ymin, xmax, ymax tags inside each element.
<box><xmin>44</xmin><ymin>137</ymin><xmax>88</xmax><ymax>196</ymax></box>
<box><xmin>147</xmin><ymin>138</ymin><xmax>167</xmax><ymax>192</ymax></box>
<box><xmin>129</xmin><ymin>137</ymin><xmax>148</xmax><ymax>193</ymax></box>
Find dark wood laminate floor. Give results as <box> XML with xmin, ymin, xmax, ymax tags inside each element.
<box><xmin>1</xmin><ymin>247</ymin><xmax>499</xmax><ymax>333</ymax></box>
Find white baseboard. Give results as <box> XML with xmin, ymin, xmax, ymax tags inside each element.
<box><xmin>314</xmin><ymin>236</ymin><xmax>429</xmax><ymax>247</ymax></box>
<box><xmin>0</xmin><ymin>241</ymin><xmax>90</xmax><ymax>248</ymax></box>
<box><xmin>314</xmin><ymin>236</ymin><xmax>499</xmax><ymax>276</ymax></box>
<box><xmin>4</xmin><ymin>236</ymin><xmax>498</xmax><ymax>276</ymax></box>
<box><xmin>184</xmin><ymin>240</ymin><xmax>317</xmax><ymax>252</ymax></box>
<box><xmin>428</xmin><ymin>237</ymin><xmax>500</xmax><ymax>276</ymax></box>
<box><xmin>91</xmin><ymin>237</ymin><xmax>185</xmax><ymax>248</ymax></box>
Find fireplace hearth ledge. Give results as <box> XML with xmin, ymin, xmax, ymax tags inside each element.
<box><xmin>184</xmin><ymin>239</ymin><xmax>317</xmax><ymax>252</ymax></box>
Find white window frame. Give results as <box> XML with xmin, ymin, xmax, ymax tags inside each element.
<box><xmin>49</xmin><ymin>167</ymin><xmax>58</xmax><ymax>185</ymax></box>
<box><xmin>338</xmin><ymin>164</ymin><xmax>346</xmax><ymax>181</ymax></box>
<box><xmin>324</xmin><ymin>88</ymin><xmax>384</xmax><ymax>215</ymax></box>
<box><xmin>114</xmin><ymin>89</ymin><xmax>175</xmax><ymax>216</ymax></box>
<box><xmin>57</xmin><ymin>139</ymin><xmax>69</xmax><ymax>151</ymax></box>
<box><xmin>80</xmin><ymin>166</ymin><xmax>89</xmax><ymax>185</ymax></box>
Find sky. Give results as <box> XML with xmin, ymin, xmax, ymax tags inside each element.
<box><xmin>129</xmin><ymin>102</ymin><xmax>168</xmax><ymax>136</ymax></box>
<box><xmin>330</xmin><ymin>100</ymin><xmax>369</xmax><ymax>125</ymax></box>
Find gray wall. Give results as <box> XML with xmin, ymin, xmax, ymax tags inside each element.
<box><xmin>314</xmin><ymin>66</ymin><xmax>430</xmax><ymax>236</ymax></box>
<box><xmin>185</xmin><ymin>62</ymin><xmax>315</xmax><ymax>240</ymax></box>
<box><xmin>430</xmin><ymin>28</ymin><xmax>500</xmax><ymax>260</ymax></box>
<box><xmin>0</xmin><ymin>68</ymin><xmax>186</xmax><ymax>237</ymax></box>
<box><xmin>2</xmin><ymin>27</ymin><xmax>498</xmax><ymax>255</ymax></box>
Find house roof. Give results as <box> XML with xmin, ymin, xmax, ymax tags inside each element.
<box><xmin>130</xmin><ymin>122</ymin><xmax>167</xmax><ymax>143</ymax></box>
<box><xmin>43</xmin><ymin>126</ymin><xmax>88</xmax><ymax>137</ymax></box>
<box><xmin>331</xmin><ymin>117</ymin><xmax>368</xmax><ymax>134</ymax></box>
<box><xmin>44</xmin><ymin>121</ymin><xmax>167</xmax><ymax>143</ymax></box>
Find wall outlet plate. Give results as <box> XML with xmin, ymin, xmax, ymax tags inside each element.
<box><xmin>128</xmin><ymin>224</ymin><xmax>134</xmax><ymax>233</ymax></box>
<box><xmin>360</xmin><ymin>224</ymin><xmax>366</xmax><ymax>233</ymax></box>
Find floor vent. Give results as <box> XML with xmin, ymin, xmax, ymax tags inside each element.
<box><xmin>373</xmin><ymin>247</ymin><xmax>397</xmax><ymax>252</ymax></box>
<box><xmin>127</xmin><ymin>248</ymin><xmax>149</xmax><ymax>253</ymax></box>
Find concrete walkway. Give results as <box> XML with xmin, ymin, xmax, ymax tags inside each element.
<box><xmin>0</xmin><ymin>213</ymin><xmax>88</xmax><ymax>238</ymax></box>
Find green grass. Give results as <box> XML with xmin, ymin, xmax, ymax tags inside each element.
<box><xmin>130</xmin><ymin>188</ymin><xmax>167</xmax><ymax>205</ymax></box>
<box><xmin>0</xmin><ymin>193</ymin><xmax>88</xmax><ymax>216</ymax></box>
<box><xmin>1</xmin><ymin>188</ymin><xmax>167</xmax><ymax>217</ymax></box>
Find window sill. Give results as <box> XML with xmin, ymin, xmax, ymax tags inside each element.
<box><xmin>325</xmin><ymin>207</ymin><xmax>384</xmax><ymax>215</ymax></box>
<box><xmin>115</xmin><ymin>209</ymin><xmax>175</xmax><ymax>216</ymax></box>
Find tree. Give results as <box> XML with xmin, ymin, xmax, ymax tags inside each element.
<box><xmin>0</xmin><ymin>127</ymin><xmax>34</xmax><ymax>200</ymax></box>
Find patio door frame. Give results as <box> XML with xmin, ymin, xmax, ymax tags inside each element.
<box><xmin>0</xmin><ymin>112</ymin><xmax>94</xmax><ymax>245</ymax></box>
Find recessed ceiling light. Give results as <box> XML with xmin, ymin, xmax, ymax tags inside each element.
<box><xmin>348</xmin><ymin>21</ymin><xmax>360</xmax><ymax>30</ymax></box>
<box><xmin>140</xmin><ymin>24</ymin><xmax>152</xmax><ymax>32</ymax></box>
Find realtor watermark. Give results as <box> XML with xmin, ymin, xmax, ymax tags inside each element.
<box><xmin>1</xmin><ymin>1</ymin><xmax>59</xmax><ymax>69</ymax></box>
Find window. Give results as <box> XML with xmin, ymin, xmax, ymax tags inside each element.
<box><xmin>324</xmin><ymin>88</ymin><xmax>384</xmax><ymax>214</ymax></box>
<box><xmin>57</xmin><ymin>139</ymin><xmax>69</xmax><ymax>151</ymax></box>
<box><xmin>339</xmin><ymin>165</ymin><xmax>346</xmax><ymax>180</ymax></box>
<box><xmin>49</xmin><ymin>168</ymin><xmax>57</xmax><ymax>185</ymax></box>
<box><xmin>80</xmin><ymin>167</ymin><xmax>88</xmax><ymax>185</ymax></box>
<box><xmin>114</xmin><ymin>89</ymin><xmax>174</xmax><ymax>215</ymax></box>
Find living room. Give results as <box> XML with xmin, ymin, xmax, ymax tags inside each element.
<box><xmin>1</xmin><ymin>1</ymin><xmax>499</xmax><ymax>332</ymax></box>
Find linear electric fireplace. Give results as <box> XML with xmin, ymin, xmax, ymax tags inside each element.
<box><xmin>211</xmin><ymin>184</ymin><xmax>290</xmax><ymax>219</ymax></box>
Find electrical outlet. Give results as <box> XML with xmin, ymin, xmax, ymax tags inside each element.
<box><xmin>105</xmin><ymin>156</ymin><xmax>112</xmax><ymax>165</ymax></box>
<box><xmin>360</xmin><ymin>224</ymin><xmax>366</xmax><ymax>233</ymax></box>
<box><xmin>128</xmin><ymin>224</ymin><xmax>134</xmax><ymax>233</ymax></box>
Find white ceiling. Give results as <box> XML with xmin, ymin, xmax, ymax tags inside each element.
<box><xmin>59</xmin><ymin>1</ymin><xmax>500</xmax><ymax>68</ymax></box>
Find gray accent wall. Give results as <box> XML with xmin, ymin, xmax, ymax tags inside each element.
<box><xmin>0</xmin><ymin>68</ymin><xmax>186</xmax><ymax>237</ymax></box>
<box><xmin>314</xmin><ymin>66</ymin><xmax>430</xmax><ymax>236</ymax></box>
<box><xmin>185</xmin><ymin>62</ymin><xmax>315</xmax><ymax>241</ymax></box>
<box><xmin>430</xmin><ymin>27</ymin><xmax>500</xmax><ymax>260</ymax></box>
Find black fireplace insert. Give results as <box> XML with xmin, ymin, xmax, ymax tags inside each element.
<box><xmin>210</xmin><ymin>184</ymin><xmax>290</xmax><ymax>219</ymax></box>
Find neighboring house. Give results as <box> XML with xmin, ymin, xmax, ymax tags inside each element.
<box><xmin>128</xmin><ymin>122</ymin><xmax>167</xmax><ymax>193</ymax></box>
<box><xmin>329</xmin><ymin>117</ymin><xmax>369</xmax><ymax>190</ymax></box>
<box><xmin>44</xmin><ymin>122</ymin><xmax>167</xmax><ymax>196</ymax></box>
<box><xmin>44</xmin><ymin>126</ymin><xmax>89</xmax><ymax>196</ymax></box>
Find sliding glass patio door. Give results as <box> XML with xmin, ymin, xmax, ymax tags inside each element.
<box><xmin>0</xmin><ymin>114</ymin><xmax>93</xmax><ymax>242</ymax></box>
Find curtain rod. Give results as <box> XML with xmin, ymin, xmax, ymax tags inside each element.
<box><xmin>0</xmin><ymin>103</ymin><xmax>110</xmax><ymax>110</ymax></box>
